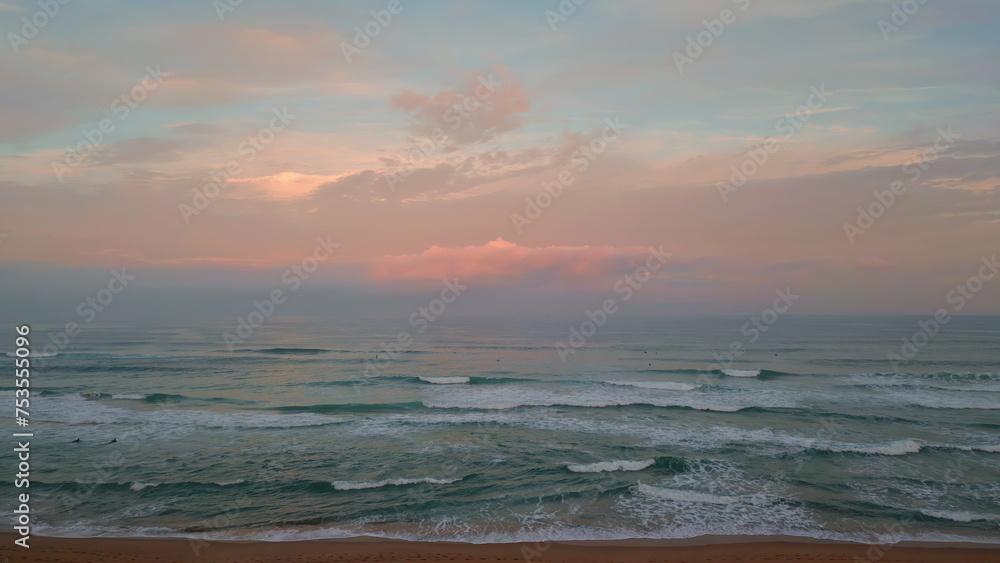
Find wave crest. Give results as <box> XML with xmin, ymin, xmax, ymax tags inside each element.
<box><xmin>419</xmin><ymin>376</ymin><xmax>470</xmax><ymax>384</ymax></box>
<box><xmin>920</xmin><ymin>510</ymin><xmax>1000</xmax><ymax>523</ymax></box>
<box><xmin>823</xmin><ymin>439</ymin><xmax>921</xmax><ymax>456</ymax></box>
<box><xmin>722</xmin><ymin>369</ymin><xmax>760</xmax><ymax>377</ymax></box>
<box><xmin>567</xmin><ymin>459</ymin><xmax>655</xmax><ymax>473</ymax></box>
<box><xmin>130</xmin><ymin>482</ymin><xmax>158</xmax><ymax>492</ymax></box>
<box><xmin>332</xmin><ymin>477</ymin><xmax>463</xmax><ymax>491</ymax></box>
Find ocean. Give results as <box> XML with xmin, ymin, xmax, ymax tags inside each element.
<box><xmin>5</xmin><ymin>315</ymin><xmax>999</xmax><ymax>545</ymax></box>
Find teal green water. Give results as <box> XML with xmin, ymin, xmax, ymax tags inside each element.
<box><xmin>4</xmin><ymin>316</ymin><xmax>999</xmax><ymax>543</ymax></box>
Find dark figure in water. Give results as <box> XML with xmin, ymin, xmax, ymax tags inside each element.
<box><xmin>71</xmin><ymin>438</ymin><xmax>81</xmax><ymax>443</ymax></box>
<box><xmin>108</xmin><ymin>438</ymin><xmax>117</xmax><ymax>444</ymax></box>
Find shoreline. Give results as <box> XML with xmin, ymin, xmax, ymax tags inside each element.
<box><xmin>19</xmin><ymin>530</ymin><xmax>1000</xmax><ymax>547</ymax></box>
<box><xmin>3</xmin><ymin>534</ymin><xmax>998</xmax><ymax>563</ymax></box>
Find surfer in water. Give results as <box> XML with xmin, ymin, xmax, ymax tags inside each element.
<box><xmin>71</xmin><ymin>438</ymin><xmax>81</xmax><ymax>443</ymax></box>
<box><xmin>108</xmin><ymin>438</ymin><xmax>117</xmax><ymax>444</ymax></box>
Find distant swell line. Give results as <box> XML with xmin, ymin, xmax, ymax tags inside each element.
<box><xmin>236</xmin><ymin>348</ymin><xmax>335</xmax><ymax>355</ymax></box>
<box><xmin>74</xmin><ymin>392</ymin><xmax>252</xmax><ymax>405</ymax></box>
<box><xmin>331</xmin><ymin>477</ymin><xmax>463</xmax><ymax>491</ymax></box>
<box><xmin>604</xmin><ymin>381</ymin><xmax>699</xmax><ymax>391</ymax></box>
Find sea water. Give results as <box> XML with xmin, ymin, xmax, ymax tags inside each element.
<box><xmin>3</xmin><ymin>315</ymin><xmax>998</xmax><ymax>544</ymax></box>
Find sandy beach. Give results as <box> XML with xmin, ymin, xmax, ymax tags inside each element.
<box><xmin>2</xmin><ymin>535</ymin><xmax>998</xmax><ymax>563</ymax></box>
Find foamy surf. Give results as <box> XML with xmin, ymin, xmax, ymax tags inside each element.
<box><xmin>30</xmin><ymin>395</ymin><xmax>344</xmax><ymax>428</ymax></box>
<box><xmin>22</xmin><ymin>316</ymin><xmax>1000</xmax><ymax>546</ymax></box>
<box><xmin>566</xmin><ymin>459</ymin><xmax>655</xmax><ymax>473</ymax></box>
<box><xmin>636</xmin><ymin>484</ymin><xmax>746</xmax><ymax>504</ymax></box>
<box><xmin>422</xmin><ymin>399</ymin><xmax>747</xmax><ymax>412</ymax></box>
<box><xmin>823</xmin><ymin>439</ymin><xmax>921</xmax><ymax>456</ymax></box>
<box><xmin>419</xmin><ymin>376</ymin><xmax>470</xmax><ymax>384</ymax></box>
<box><xmin>935</xmin><ymin>444</ymin><xmax>1000</xmax><ymax>453</ymax></box>
<box><xmin>920</xmin><ymin>510</ymin><xmax>1000</xmax><ymax>523</ymax></box>
<box><xmin>130</xmin><ymin>482</ymin><xmax>159</xmax><ymax>492</ymax></box>
<box><xmin>332</xmin><ymin>477</ymin><xmax>463</xmax><ymax>491</ymax></box>
<box><xmin>722</xmin><ymin>369</ymin><xmax>761</xmax><ymax>377</ymax></box>
<box><xmin>912</xmin><ymin>402</ymin><xmax>1000</xmax><ymax>410</ymax></box>
<box><xmin>419</xmin><ymin>387</ymin><xmax>779</xmax><ymax>412</ymax></box>
<box><xmin>604</xmin><ymin>381</ymin><xmax>699</xmax><ymax>391</ymax></box>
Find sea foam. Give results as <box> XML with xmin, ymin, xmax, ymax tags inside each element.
<box><xmin>920</xmin><ymin>510</ymin><xmax>999</xmax><ymax>523</ymax></box>
<box><xmin>419</xmin><ymin>376</ymin><xmax>470</xmax><ymax>384</ymax></box>
<box><xmin>332</xmin><ymin>477</ymin><xmax>462</xmax><ymax>491</ymax></box>
<box><xmin>567</xmin><ymin>459</ymin><xmax>655</xmax><ymax>473</ymax></box>
<box><xmin>823</xmin><ymin>439</ymin><xmax>921</xmax><ymax>456</ymax></box>
<box><xmin>722</xmin><ymin>369</ymin><xmax>760</xmax><ymax>377</ymax></box>
<box><xmin>130</xmin><ymin>482</ymin><xmax>159</xmax><ymax>492</ymax></box>
<box><xmin>636</xmin><ymin>484</ymin><xmax>746</xmax><ymax>504</ymax></box>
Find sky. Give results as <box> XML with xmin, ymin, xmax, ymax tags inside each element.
<box><xmin>1</xmin><ymin>0</ymin><xmax>999</xmax><ymax>321</ymax></box>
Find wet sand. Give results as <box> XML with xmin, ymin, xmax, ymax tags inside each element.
<box><xmin>2</xmin><ymin>534</ymin><xmax>998</xmax><ymax>563</ymax></box>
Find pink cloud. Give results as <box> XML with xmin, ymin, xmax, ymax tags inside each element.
<box><xmin>369</xmin><ymin>238</ymin><xmax>666</xmax><ymax>286</ymax></box>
